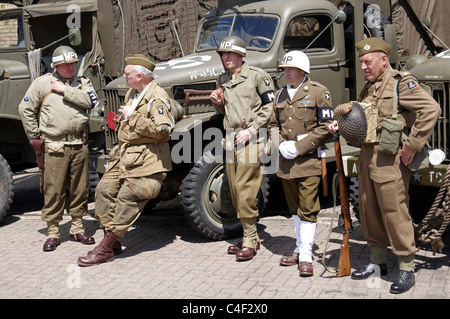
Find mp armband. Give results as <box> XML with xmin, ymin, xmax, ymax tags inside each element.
<box><xmin>260</xmin><ymin>89</ymin><xmax>275</xmax><ymax>104</ymax></box>
<box><xmin>317</xmin><ymin>106</ymin><xmax>334</xmax><ymax>121</ymax></box>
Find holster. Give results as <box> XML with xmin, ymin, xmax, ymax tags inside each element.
<box><xmin>31</xmin><ymin>139</ymin><xmax>45</xmax><ymax>170</ymax></box>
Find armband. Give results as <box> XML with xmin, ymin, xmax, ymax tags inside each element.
<box><xmin>260</xmin><ymin>90</ymin><xmax>275</xmax><ymax>104</ymax></box>
<box><xmin>317</xmin><ymin>106</ymin><xmax>334</xmax><ymax>121</ymax></box>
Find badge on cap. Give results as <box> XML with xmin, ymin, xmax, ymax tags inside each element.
<box><xmin>364</xmin><ymin>44</ymin><xmax>371</xmax><ymax>51</ymax></box>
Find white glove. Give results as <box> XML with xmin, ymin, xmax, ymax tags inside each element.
<box><xmin>279</xmin><ymin>141</ymin><xmax>299</xmax><ymax>159</ymax></box>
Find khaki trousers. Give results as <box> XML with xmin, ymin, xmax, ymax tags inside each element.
<box><xmin>357</xmin><ymin>144</ymin><xmax>418</xmax><ymax>258</ymax></box>
<box><xmin>42</xmin><ymin>143</ymin><xmax>89</xmax><ymax>238</ymax></box>
<box><xmin>281</xmin><ymin>176</ymin><xmax>321</xmax><ymax>223</ymax></box>
<box><xmin>225</xmin><ymin>142</ymin><xmax>263</xmax><ymax>249</ymax></box>
<box><xmin>95</xmin><ymin>162</ymin><xmax>165</xmax><ymax>238</ymax></box>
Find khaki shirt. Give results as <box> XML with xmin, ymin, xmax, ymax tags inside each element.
<box><xmin>111</xmin><ymin>80</ymin><xmax>173</xmax><ymax>178</ymax></box>
<box><xmin>214</xmin><ymin>62</ymin><xmax>275</xmax><ymax>135</ymax></box>
<box><xmin>359</xmin><ymin>67</ymin><xmax>441</xmax><ymax>152</ymax></box>
<box><xmin>19</xmin><ymin>72</ymin><xmax>98</xmax><ymax>143</ymax></box>
<box><xmin>269</xmin><ymin>79</ymin><xmax>333</xmax><ymax>179</ymax></box>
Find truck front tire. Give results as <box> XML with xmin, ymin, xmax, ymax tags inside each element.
<box><xmin>0</xmin><ymin>154</ymin><xmax>14</xmax><ymax>223</ymax></box>
<box><xmin>180</xmin><ymin>151</ymin><xmax>268</xmax><ymax>240</ymax></box>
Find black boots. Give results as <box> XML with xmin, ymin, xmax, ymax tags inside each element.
<box><xmin>351</xmin><ymin>263</ymin><xmax>388</xmax><ymax>279</ymax></box>
<box><xmin>390</xmin><ymin>270</ymin><xmax>415</xmax><ymax>294</ymax></box>
<box><xmin>351</xmin><ymin>263</ymin><xmax>415</xmax><ymax>294</ymax></box>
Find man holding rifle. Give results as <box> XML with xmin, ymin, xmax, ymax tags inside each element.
<box><xmin>268</xmin><ymin>51</ymin><xmax>333</xmax><ymax>276</ymax></box>
<box><xmin>328</xmin><ymin>38</ymin><xmax>440</xmax><ymax>294</ymax></box>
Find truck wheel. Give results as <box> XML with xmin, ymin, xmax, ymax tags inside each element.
<box><xmin>0</xmin><ymin>154</ymin><xmax>14</xmax><ymax>223</ymax></box>
<box><xmin>180</xmin><ymin>151</ymin><xmax>269</xmax><ymax>240</ymax></box>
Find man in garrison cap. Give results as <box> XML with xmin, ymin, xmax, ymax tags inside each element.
<box><xmin>328</xmin><ymin>38</ymin><xmax>440</xmax><ymax>294</ymax></box>
<box><xmin>78</xmin><ymin>54</ymin><xmax>174</xmax><ymax>266</ymax></box>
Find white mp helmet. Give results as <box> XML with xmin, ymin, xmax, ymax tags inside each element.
<box><xmin>51</xmin><ymin>45</ymin><xmax>79</xmax><ymax>68</ymax></box>
<box><xmin>279</xmin><ymin>50</ymin><xmax>310</xmax><ymax>73</ymax></box>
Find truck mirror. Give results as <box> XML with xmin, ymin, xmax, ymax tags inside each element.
<box><xmin>69</xmin><ymin>27</ymin><xmax>82</xmax><ymax>46</ymax></box>
<box><xmin>333</xmin><ymin>10</ymin><xmax>346</xmax><ymax>25</ymax></box>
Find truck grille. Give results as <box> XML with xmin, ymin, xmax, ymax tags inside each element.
<box><xmin>427</xmin><ymin>82</ymin><xmax>449</xmax><ymax>162</ymax></box>
<box><xmin>104</xmin><ymin>89</ymin><xmax>124</xmax><ymax>151</ymax></box>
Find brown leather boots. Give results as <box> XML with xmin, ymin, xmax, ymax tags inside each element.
<box><xmin>77</xmin><ymin>231</ymin><xmax>118</xmax><ymax>267</ymax></box>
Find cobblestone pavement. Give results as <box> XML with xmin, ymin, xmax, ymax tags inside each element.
<box><xmin>0</xmin><ymin>168</ymin><xmax>448</xmax><ymax>306</ymax></box>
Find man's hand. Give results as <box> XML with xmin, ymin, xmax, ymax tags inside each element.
<box><xmin>327</xmin><ymin>120</ymin><xmax>339</xmax><ymax>134</ymax></box>
<box><xmin>118</xmin><ymin>105</ymin><xmax>131</xmax><ymax>117</ymax></box>
<box><xmin>279</xmin><ymin>140</ymin><xmax>299</xmax><ymax>159</ymax></box>
<box><xmin>401</xmin><ymin>143</ymin><xmax>416</xmax><ymax>166</ymax></box>
<box><xmin>210</xmin><ymin>88</ymin><xmax>224</xmax><ymax>105</ymax></box>
<box><xmin>235</xmin><ymin>129</ymin><xmax>253</xmax><ymax>144</ymax></box>
<box><xmin>51</xmin><ymin>80</ymin><xmax>66</xmax><ymax>94</ymax></box>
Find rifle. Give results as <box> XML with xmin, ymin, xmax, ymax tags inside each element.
<box><xmin>333</xmin><ymin>133</ymin><xmax>352</xmax><ymax>277</ymax></box>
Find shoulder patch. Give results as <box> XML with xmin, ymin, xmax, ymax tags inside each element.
<box><xmin>407</xmin><ymin>80</ymin><xmax>420</xmax><ymax>93</ymax></box>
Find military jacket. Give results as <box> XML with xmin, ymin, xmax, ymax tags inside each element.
<box><xmin>19</xmin><ymin>72</ymin><xmax>98</xmax><ymax>143</ymax></box>
<box><xmin>359</xmin><ymin>67</ymin><xmax>441</xmax><ymax>152</ymax></box>
<box><xmin>112</xmin><ymin>80</ymin><xmax>173</xmax><ymax>178</ymax></box>
<box><xmin>269</xmin><ymin>79</ymin><xmax>334</xmax><ymax>179</ymax></box>
<box><xmin>214</xmin><ymin>62</ymin><xmax>275</xmax><ymax>135</ymax></box>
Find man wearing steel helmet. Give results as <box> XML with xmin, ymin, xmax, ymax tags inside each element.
<box><xmin>328</xmin><ymin>38</ymin><xmax>440</xmax><ymax>294</ymax></box>
<box><xmin>77</xmin><ymin>54</ymin><xmax>173</xmax><ymax>266</ymax></box>
<box><xmin>210</xmin><ymin>36</ymin><xmax>275</xmax><ymax>261</ymax></box>
<box><xmin>268</xmin><ymin>51</ymin><xmax>334</xmax><ymax>276</ymax></box>
<box><xmin>19</xmin><ymin>46</ymin><xmax>99</xmax><ymax>251</ymax></box>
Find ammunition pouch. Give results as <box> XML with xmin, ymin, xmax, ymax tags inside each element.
<box><xmin>377</xmin><ymin>73</ymin><xmax>404</xmax><ymax>156</ymax></box>
<box><xmin>378</xmin><ymin>118</ymin><xmax>404</xmax><ymax>155</ymax></box>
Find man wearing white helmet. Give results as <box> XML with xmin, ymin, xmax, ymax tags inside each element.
<box><xmin>19</xmin><ymin>46</ymin><xmax>98</xmax><ymax>252</ymax></box>
<box><xmin>268</xmin><ymin>50</ymin><xmax>334</xmax><ymax>276</ymax></box>
<box><xmin>210</xmin><ymin>36</ymin><xmax>275</xmax><ymax>261</ymax></box>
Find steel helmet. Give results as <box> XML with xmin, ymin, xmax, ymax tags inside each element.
<box><xmin>51</xmin><ymin>46</ymin><xmax>79</xmax><ymax>68</ymax></box>
<box><xmin>217</xmin><ymin>36</ymin><xmax>246</xmax><ymax>57</ymax></box>
<box><xmin>334</xmin><ymin>101</ymin><xmax>367</xmax><ymax>147</ymax></box>
<box><xmin>279</xmin><ymin>50</ymin><xmax>310</xmax><ymax>73</ymax></box>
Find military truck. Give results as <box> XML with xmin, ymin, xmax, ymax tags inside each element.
<box><xmin>1</xmin><ymin>0</ymin><xmax>448</xmax><ymax>241</ymax></box>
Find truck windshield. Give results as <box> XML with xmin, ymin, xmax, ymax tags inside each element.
<box><xmin>197</xmin><ymin>14</ymin><xmax>278</xmax><ymax>52</ymax></box>
<box><xmin>0</xmin><ymin>13</ymin><xmax>25</xmax><ymax>49</ymax></box>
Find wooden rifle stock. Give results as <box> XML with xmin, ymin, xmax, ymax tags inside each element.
<box><xmin>333</xmin><ymin>134</ymin><xmax>352</xmax><ymax>277</ymax></box>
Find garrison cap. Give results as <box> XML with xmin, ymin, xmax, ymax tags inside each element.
<box><xmin>125</xmin><ymin>54</ymin><xmax>155</xmax><ymax>72</ymax></box>
<box><xmin>355</xmin><ymin>37</ymin><xmax>391</xmax><ymax>57</ymax></box>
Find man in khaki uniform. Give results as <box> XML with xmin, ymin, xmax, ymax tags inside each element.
<box><xmin>328</xmin><ymin>38</ymin><xmax>440</xmax><ymax>293</ymax></box>
<box><xmin>268</xmin><ymin>51</ymin><xmax>333</xmax><ymax>276</ymax></box>
<box><xmin>210</xmin><ymin>36</ymin><xmax>275</xmax><ymax>261</ymax></box>
<box><xmin>78</xmin><ymin>54</ymin><xmax>173</xmax><ymax>266</ymax></box>
<box><xmin>19</xmin><ymin>46</ymin><xmax>98</xmax><ymax>251</ymax></box>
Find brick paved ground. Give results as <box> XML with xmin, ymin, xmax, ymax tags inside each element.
<box><xmin>0</xmin><ymin>168</ymin><xmax>448</xmax><ymax>307</ymax></box>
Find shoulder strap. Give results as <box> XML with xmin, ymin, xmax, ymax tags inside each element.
<box><xmin>37</xmin><ymin>91</ymin><xmax>53</xmax><ymax>123</ymax></box>
<box><xmin>275</xmin><ymin>87</ymin><xmax>286</xmax><ymax>104</ymax></box>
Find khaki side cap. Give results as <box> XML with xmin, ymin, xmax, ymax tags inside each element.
<box><xmin>356</xmin><ymin>37</ymin><xmax>391</xmax><ymax>57</ymax></box>
<box><xmin>125</xmin><ymin>54</ymin><xmax>155</xmax><ymax>72</ymax></box>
